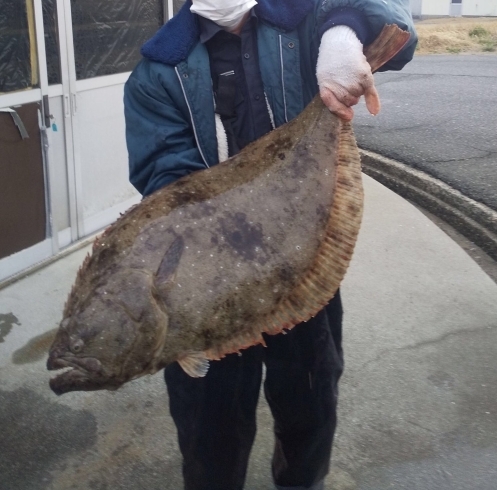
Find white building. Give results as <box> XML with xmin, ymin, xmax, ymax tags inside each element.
<box><xmin>411</xmin><ymin>0</ymin><xmax>497</xmax><ymax>18</ymax></box>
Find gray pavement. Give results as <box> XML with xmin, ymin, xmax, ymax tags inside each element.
<box><xmin>1</xmin><ymin>175</ymin><xmax>497</xmax><ymax>490</ymax></box>
<box><xmin>354</xmin><ymin>54</ymin><xmax>497</xmax><ymax>211</ymax></box>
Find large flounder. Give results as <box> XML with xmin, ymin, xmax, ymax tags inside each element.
<box><xmin>48</xmin><ymin>26</ymin><xmax>410</xmax><ymax>395</ymax></box>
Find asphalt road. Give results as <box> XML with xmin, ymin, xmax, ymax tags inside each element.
<box><xmin>353</xmin><ymin>54</ymin><xmax>497</xmax><ymax>211</ymax></box>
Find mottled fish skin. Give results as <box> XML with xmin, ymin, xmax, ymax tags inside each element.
<box><xmin>47</xmin><ymin>26</ymin><xmax>411</xmax><ymax>395</ymax></box>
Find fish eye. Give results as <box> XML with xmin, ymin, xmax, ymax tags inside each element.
<box><xmin>71</xmin><ymin>339</ymin><xmax>85</xmax><ymax>354</ymax></box>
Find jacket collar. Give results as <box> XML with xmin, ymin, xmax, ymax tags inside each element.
<box><xmin>141</xmin><ymin>0</ymin><xmax>314</xmax><ymax>66</ymax></box>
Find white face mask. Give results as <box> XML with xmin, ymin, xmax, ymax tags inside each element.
<box><xmin>191</xmin><ymin>0</ymin><xmax>258</xmax><ymax>30</ymax></box>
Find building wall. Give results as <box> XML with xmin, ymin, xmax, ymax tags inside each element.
<box><xmin>416</xmin><ymin>0</ymin><xmax>497</xmax><ymax>17</ymax></box>
<box><xmin>420</xmin><ymin>0</ymin><xmax>450</xmax><ymax>17</ymax></box>
<box><xmin>462</xmin><ymin>0</ymin><xmax>497</xmax><ymax>16</ymax></box>
<box><xmin>411</xmin><ymin>0</ymin><xmax>423</xmax><ymax>17</ymax></box>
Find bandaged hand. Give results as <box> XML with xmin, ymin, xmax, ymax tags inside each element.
<box><xmin>317</xmin><ymin>26</ymin><xmax>380</xmax><ymax>121</ymax></box>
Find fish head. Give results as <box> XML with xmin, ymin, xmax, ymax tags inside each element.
<box><xmin>47</xmin><ymin>268</ymin><xmax>170</xmax><ymax>395</ymax></box>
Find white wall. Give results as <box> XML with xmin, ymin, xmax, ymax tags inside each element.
<box><xmin>417</xmin><ymin>0</ymin><xmax>497</xmax><ymax>16</ymax></box>
<box><xmin>462</xmin><ymin>0</ymin><xmax>497</xmax><ymax>16</ymax></box>
<box><xmin>421</xmin><ymin>0</ymin><xmax>450</xmax><ymax>16</ymax></box>
<box><xmin>411</xmin><ymin>0</ymin><xmax>423</xmax><ymax>17</ymax></box>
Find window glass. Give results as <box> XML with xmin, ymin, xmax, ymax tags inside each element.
<box><xmin>71</xmin><ymin>0</ymin><xmax>164</xmax><ymax>80</ymax></box>
<box><xmin>42</xmin><ymin>0</ymin><xmax>62</xmax><ymax>85</ymax></box>
<box><xmin>0</xmin><ymin>0</ymin><xmax>38</xmax><ymax>94</ymax></box>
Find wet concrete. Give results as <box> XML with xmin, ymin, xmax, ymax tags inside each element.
<box><xmin>12</xmin><ymin>329</ymin><xmax>57</xmax><ymax>364</ymax></box>
<box><xmin>0</xmin><ymin>313</ymin><xmax>20</xmax><ymax>343</ymax></box>
<box><xmin>0</xmin><ymin>388</ymin><xmax>97</xmax><ymax>490</ymax></box>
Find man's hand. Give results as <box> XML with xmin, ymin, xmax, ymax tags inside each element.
<box><xmin>317</xmin><ymin>26</ymin><xmax>380</xmax><ymax>122</ymax></box>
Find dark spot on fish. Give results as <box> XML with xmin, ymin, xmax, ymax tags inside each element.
<box><xmin>183</xmin><ymin>226</ymin><xmax>196</xmax><ymax>238</ymax></box>
<box><xmin>95</xmin><ymin>244</ymin><xmax>118</xmax><ymax>267</ymax></box>
<box><xmin>216</xmin><ymin>212</ymin><xmax>268</xmax><ymax>263</ymax></box>
<box><xmin>282</xmin><ymin>205</ymin><xmax>298</xmax><ymax>221</ymax></box>
<box><xmin>224</xmin><ymin>297</ymin><xmax>236</xmax><ymax>311</ymax></box>
<box><xmin>173</xmin><ymin>192</ymin><xmax>194</xmax><ymax>206</ymax></box>
<box><xmin>189</xmin><ymin>201</ymin><xmax>216</xmax><ymax>220</ymax></box>
<box><xmin>278</xmin><ymin>264</ymin><xmax>297</xmax><ymax>287</ymax></box>
<box><xmin>231</xmin><ymin>231</ymin><xmax>242</xmax><ymax>244</ymax></box>
<box><xmin>315</xmin><ymin>204</ymin><xmax>329</xmax><ymax>228</ymax></box>
<box><xmin>266</xmin><ymin>136</ymin><xmax>293</xmax><ymax>155</ymax></box>
<box><xmin>146</xmin><ymin>214</ymin><xmax>151</xmax><ymax>219</ymax></box>
<box><xmin>198</xmin><ymin>319</ymin><xmax>233</xmax><ymax>349</ymax></box>
<box><xmin>211</xmin><ymin>276</ymin><xmax>223</xmax><ymax>288</ymax></box>
<box><xmin>172</xmin><ymin>183</ymin><xmax>211</xmax><ymax>207</ymax></box>
<box><xmin>286</xmin><ymin>148</ymin><xmax>319</xmax><ymax>179</ymax></box>
<box><xmin>202</xmin><ymin>328</ymin><xmax>214</xmax><ymax>345</ymax></box>
<box><xmin>272</xmin><ymin>291</ymin><xmax>284</xmax><ymax>304</ymax></box>
<box><xmin>115</xmin><ymin>332</ymin><xmax>129</xmax><ymax>347</ymax></box>
<box><xmin>242</xmin><ymin>311</ymin><xmax>257</xmax><ymax>324</ymax></box>
<box><xmin>112</xmin><ymin>442</ymin><xmax>133</xmax><ymax>457</ymax></box>
<box><xmin>134</xmin><ymin>424</ymin><xmax>146</xmax><ymax>436</ymax></box>
<box><xmin>278</xmin><ymin>153</ymin><xmax>286</xmax><ymax>160</ymax></box>
<box><xmin>0</xmin><ymin>313</ymin><xmax>20</xmax><ymax>343</ymax></box>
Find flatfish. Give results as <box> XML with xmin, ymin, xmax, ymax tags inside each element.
<box><xmin>47</xmin><ymin>26</ymin><xmax>410</xmax><ymax>395</ymax></box>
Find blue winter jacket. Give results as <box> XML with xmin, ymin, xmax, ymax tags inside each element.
<box><xmin>124</xmin><ymin>0</ymin><xmax>417</xmax><ymax>197</ymax></box>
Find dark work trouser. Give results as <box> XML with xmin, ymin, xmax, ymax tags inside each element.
<box><xmin>164</xmin><ymin>291</ymin><xmax>344</xmax><ymax>490</ymax></box>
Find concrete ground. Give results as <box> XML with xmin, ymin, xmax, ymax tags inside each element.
<box><xmin>1</xmin><ymin>175</ymin><xmax>497</xmax><ymax>490</ymax></box>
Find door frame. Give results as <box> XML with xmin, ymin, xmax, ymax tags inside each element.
<box><xmin>0</xmin><ymin>0</ymin><xmax>56</xmax><ymax>282</ymax></box>
<box><xmin>57</xmin><ymin>0</ymin><xmax>173</xmax><ymax>241</ymax></box>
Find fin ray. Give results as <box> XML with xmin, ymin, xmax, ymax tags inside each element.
<box><xmin>178</xmin><ymin>351</ymin><xmax>210</xmax><ymax>378</ymax></box>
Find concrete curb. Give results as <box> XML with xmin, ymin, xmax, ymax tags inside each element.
<box><xmin>360</xmin><ymin>149</ymin><xmax>497</xmax><ymax>262</ymax></box>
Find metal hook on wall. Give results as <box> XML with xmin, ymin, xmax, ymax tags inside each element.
<box><xmin>0</xmin><ymin>108</ymin><xmax>30</xmax><ymax>140</ymax></box>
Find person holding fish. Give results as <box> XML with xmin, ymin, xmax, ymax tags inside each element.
<box><xmin>124</xmin><ymin>1</ymin><xmax>416</xmax><ymax>489</ymax></box>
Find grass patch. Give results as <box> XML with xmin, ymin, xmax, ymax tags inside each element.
<box><xmin>468</xmin><ymin>25</ymin><xmax>497</xmax><ymax>52</ymax></box>
<box><xmin>415</xmin><ymin>18</ymin><xmax>497</xmax><ymax>55</ymax></box>
<box><xmin>469</xmin><ymin>25</ymin><xmax>490</xmax><ymax>38</ymax></box>
<box><xmin>482</xmin><ymin>42</ymin><xmax>496</xmax><ymax>52</ymax></box>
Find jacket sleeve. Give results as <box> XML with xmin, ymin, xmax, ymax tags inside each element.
<box><xmin>316</xmin><ymin>0</ymin><xmax>417</xmax><ymax>71</ymax></box>
<box><xmin>124</xmin><ymin>59</ymin><xmax>207</xmax><ymax>197</ymax></box>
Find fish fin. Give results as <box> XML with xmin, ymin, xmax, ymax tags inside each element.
<box><xmin>154</xmin><ymin>235</ymin><xmax>184</xmax><ymax>294</ymax></box>
<box><xmin>178</xmin><ymin>351</ymin><xmax>210</xmax><ymax>378</ymax></box>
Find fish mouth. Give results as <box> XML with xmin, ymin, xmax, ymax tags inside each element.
<box><xmin>47</xmin><ymin>356</ymin><xmax>121</xmax><ymax>395</ymax></box>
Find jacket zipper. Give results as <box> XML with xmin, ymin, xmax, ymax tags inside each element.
<box><xmin>175</xmin><ymin>67</ymin><xmax>210</xmax><ymax>168</ymax></box>
<box><xmin>279</xmin><ymin>34</ymin><xmax>289</xmax><ymax>123</ymax></box>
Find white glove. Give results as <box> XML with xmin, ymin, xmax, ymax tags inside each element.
<box><xmin>317</xmin><ymin>26</ymin><xmax>380</xmax><ymax>121</ymax></box>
